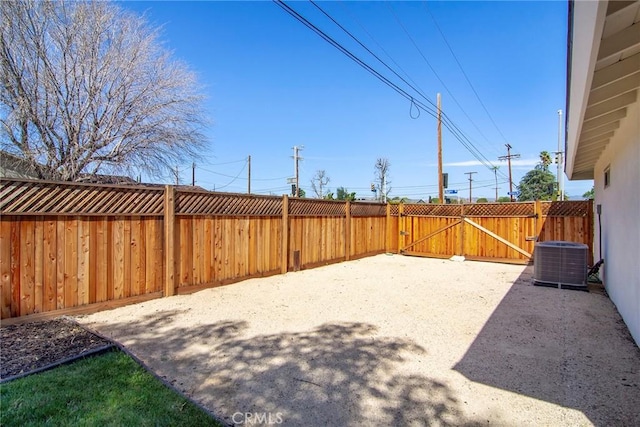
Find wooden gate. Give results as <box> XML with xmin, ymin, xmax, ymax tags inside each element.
<box><xmin>395</xmin><ymin>201</ymin><xmax>593</xmax><ymax>265</ymax></box>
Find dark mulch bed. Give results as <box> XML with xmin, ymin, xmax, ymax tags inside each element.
<box><xmin>1</xmin><ymin>317</ymin><xmax>113</xmax><ymax>381</ymax></box>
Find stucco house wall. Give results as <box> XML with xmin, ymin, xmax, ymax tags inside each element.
<box><xmin>592</xmin><ymin>100</ymin><xmax>640</xmax><ymax>343</ymax></box>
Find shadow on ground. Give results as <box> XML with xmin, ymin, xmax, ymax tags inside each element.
<box><xmin>454</xmin><ymin>266</ymin><xmax>640</xmax><ymax>426</ymax></box>
<box><xmin>94</xmin><ymin>315</ymin><xmax>483</xmax><ymax>426</ymax></box>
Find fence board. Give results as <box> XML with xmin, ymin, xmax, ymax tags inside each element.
<box><xmin>34</xmin><ymin>218</ymin><xmax>44</xmax><ymax>313</ymax></box>
<box><xmin>1</xmin><ymin>220</ymin><xmax>11</xmax><ymax>318</ymax></box>
<box><xmin>43</xmin><ymin>219</ymin><xmax>57</xmax><ymax>311</ymax></box>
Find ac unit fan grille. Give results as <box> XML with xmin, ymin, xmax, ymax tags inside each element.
<box><xmin>533</xmin><ymin>241</ymin><xmax>588</xmax><ymax>290</ymax></box>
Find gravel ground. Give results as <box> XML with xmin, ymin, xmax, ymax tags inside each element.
<box><xmin>77</xmin><ymin>254</ymin><xmax>640</xmax><ymax>426</ymax></box>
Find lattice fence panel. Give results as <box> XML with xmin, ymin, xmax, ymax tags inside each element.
<box><xmin>404</xmin><ymin>204</ymin><xmax>462</xmax><ymax>217</ymax></box>
<box><xmin>464</xmin><ymin>202</ymin><xmax>534</xmax><ymax>217</ymax></box>
<box><xmin>389</xmin><ymin>204</ymin><xmax>399</xmax><ymax>216</ymax></box>
<box><xmin>289</xmin><ymin>199</ymin><xmax>346</xmax><ymax>216</ymax></box>
<box><xmin>542</xmin><ymin>201</ymin><xmax>591</xmax><ymax>217</ymax></box>
<box><xmin>0</xmin><ymin>179</ymin><xmax>164</xmax><ymax>215</ymax></box>
<box><xmin>350</xmin><ymin>202</ymin><xmax>386</xmax><ymax>217</ymax></box>
<box><xmin>176</xmin><ymin>191</ymin><xmax>282</xmax><ymax>216</ymax></box>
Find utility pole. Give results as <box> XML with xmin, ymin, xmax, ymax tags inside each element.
<box><xmin>557</xmin><ymin>109</ymin><xmax>564</xmax><ymax>201</ymax></box>
<box><xmin>247</xmin><ymin>155</ymin><xmax>251</xmax><ymax>194</ymax></box>
<box><xmin>437</xmin><ymin>93</ymin><xmax>444</xmax><ymax>204</ymax></box>
<box><xmin>292</xmin><ymin>146</ymin><xmax>303</xmax><ymax>197</ymax></box>
<box><xmin>465</xmin><ymin>172</ymin><xmax>477</xmax><ymax>203</ymax></box>
<box><xmin>498</xmin><ymin>144</ymin><xmax>520</xmax><ymax>202</ymax></box>
<box><xmin>191</xmin><ymin>162</ymin><xmax>195</xmax><ymax>186</ymax></box>
<box><xmin>491</xmin><ymin>166</ymin><xmax>499</xmax><ymax>201</ymax></box>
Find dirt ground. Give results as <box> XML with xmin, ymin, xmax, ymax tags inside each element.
<box><xmin>77</xmin><ymin>254</ymin><xmax>640</xmax><ymax>426</ymax></box>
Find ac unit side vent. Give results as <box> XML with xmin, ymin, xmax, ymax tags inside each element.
<box><xmin>533</xmin><ymin>241</ymin><xmax>588</xmax><ymax>291</ymax></box>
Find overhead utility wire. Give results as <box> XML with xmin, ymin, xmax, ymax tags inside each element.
<box><xmin>422</xmin><ymin>2</ymin><xmax>509</xmax><ymax>148</ymax></box>
<box><xmin>294</xmin><ymin>1</ymin><xmax>505</xmax><ymax>179</ymax></box>
<box><xmin>274</xmin><ymin>1</ymin><xmax>504</xmax><ymax>178</ymax></box>
<box><xmin>211</xmin><ymin>162</ymin><xmax>248</xmax><ymax>190</ymax></box>
<box><xmin>385</xmin><ymin>2</ymin><xmax>506</xmax><ymax>169</ymax></box>
<box><xmin>310</xmin><ymin>0</ymin><xmax>440</xmax><ymax>114</ymax></box>
<box><xmin>273</xmin><ymin>0</ymin><xmax>439</xmax><ymax>118</ymax></box>
<box><xmin>336</xmin><ymin>0</ymin><xmax>430</xmax><ymax>110</ymax></box>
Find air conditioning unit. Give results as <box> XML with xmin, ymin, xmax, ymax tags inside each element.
<box><xmin>533</xmin><ymin>241</ymin><xmax>589</xmax><ymax>291</ymax></box>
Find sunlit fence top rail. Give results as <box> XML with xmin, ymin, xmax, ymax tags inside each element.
<box><xmin>0</xmin><ymin>178</ymin><xmax>164</xmax><ymax>216</ymax></box>
<box><xmin>541</xmin><ymin>201</ymin><xmax>591</xmax><ymax>217</ymax></box>
<box><xmin>175</xmin><ymin>190</ymin><xmax>283</xmax><ymax>216</ymax></box>
<box><xmin>392</xmin><ymin>201</ymin><xmax>589</xmax><ymax>218</ymax></box>
<box><xmin>0</xmin><ymin>178</ymin><xmax>388</xmax><ymax>217</ymax></box>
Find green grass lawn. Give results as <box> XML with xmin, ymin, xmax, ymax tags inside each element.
<box><xmin>1</xmin><ymin>350</ymin><xmax>220</xmax><ymax>427</ymax></box>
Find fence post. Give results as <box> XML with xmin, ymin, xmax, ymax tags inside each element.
<box><xmin>385</xmin><ymin>203</ymin><xmax>391</xmax><ymax>253</ymax></box>
<box><xmin>345</xmin><ymin>201</ymin><xmax>351</xmax><ymax>261</ymax></box>
<box><xmin>164</xmin><ymin>185</ymin><xmax>176</xmax><ymax>297</ymax></box>
<box><xmin>459</xmin><ymin>204</ymin><xmax>465</xmax><ymax>256</ymax></box>
<box><xmin>281</xmin><ymin>195</ymin><xmax>289</xmax><ymax>274</ymax></box>
<box><xmin>398</xmin><ymin>203</ymin><xmax>404</xmax><ymax>254</ymax></box>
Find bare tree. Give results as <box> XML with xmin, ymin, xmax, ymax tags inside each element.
<box><xmin>374</xmin><ymin>157</ymin><xmax>391</xmax><ymax>202</ymax></box>
<box><xmin>310</xmin><ymin>169</ymin><xmax>330</xmax><ymax>198</ymax></box>
<box><xmin>0</xmin><ymin>0</ymin><xmax>208</xmax><ymax>181</ymax></box>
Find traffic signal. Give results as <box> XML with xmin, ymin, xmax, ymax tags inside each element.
<box><xmin>370</xmin><ymin>183</ymin><xmax>375</xmax><ymax>192</ymax></box>
<box><xmin>554</xmin><ymin>152</ymin><xmax>559</xmax><ymax>164</ymax></box>
<box><xmin>442</xmin><ymin>173</ymin><xmax>448</xmax><ymax>189</ymax></box>
<box><xmin>291</xmin><ymin>184</ymin><xmax>296</xmax><ymax>196</ymax></box>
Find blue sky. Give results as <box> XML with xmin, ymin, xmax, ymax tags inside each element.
<box><xmin>123</xmin><ymin>0</ymin><xmax>593</xmax><ymax>200</ymax></box>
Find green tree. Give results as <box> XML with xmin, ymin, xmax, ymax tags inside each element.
<box><xmin>516</xmin><ymin>151</ymin><xmax>557</xmax><ymax>201</ymax></box>
<box><xmin>476</xmin><ymin>197</ymin><xmax>488</xmax><ymax>203</ymax></box>
<box><xmin>336</xmin><ymin>187</ymin><xmax>356</xmax><ymax>201</ymax></box>
<box><xmin>583</xmin><ymin>187</ymin><xmax>595</xmax><ymax>199</ymax></box>
<box><xmin>517</xmin><ymin>170</ymin><xmax>556</xmax><ymax>201</ymax></box>
<box><xmin>497</xmin><ymin>196</ymin><xmax>511</xmax><ymax>203</ymax></box>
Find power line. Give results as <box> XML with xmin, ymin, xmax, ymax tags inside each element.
<box><xmin>422</xmin><ymin>2</ymin><xmax>509</xmax><ymax>149</ymax></box>
<box><xmin>386</xmin><ymin>2</ymin><xmax>503</xmax><ymax>156</ymax></box>
<box><xmin>274</xmin><ymin>0</ymin><xmax>503</xmax><ymax>177</ymax></box>
<box><xmin>315</xmin><ymin>1</ymin><xmax>502</xmax><ymax>173</ymax></box>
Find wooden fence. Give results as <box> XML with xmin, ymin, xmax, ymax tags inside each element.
<box><xmin>0</xmin><ymin>178</ymin><xmax>593</xmax><ymax>321</ymax></box>
<box><xmin>390</xmin><ymin>200</ymin><xmax>593</xmax><ymax>265</ymax></box>
<box><xmin>0</xmin><ymin>179</ymin><xmax>386</xmax><ymax>320</ymax></box>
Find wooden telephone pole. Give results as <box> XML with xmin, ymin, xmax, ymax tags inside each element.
<box><xmin>498</xmin><ymin>144</ymin><xmax>520</xmax><ymax>202</ymax></box>
<box><xmin>465</xmin><ymin>171</ymin><xmax>477</xmax><ymax>203</ymax></box>
<box><xmin>437</xmin><ymin>93</ymin><xmax>444</xmax><ymax>204</ymax></box>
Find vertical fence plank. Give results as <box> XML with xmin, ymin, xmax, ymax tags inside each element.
<box><xmin>34</xmin><ymin>218</ymin><xmax>44</xmax><ymax>313</ymax></box>
<box><xmin>164</xmin><ymin>185</ymin><xmax>176</xmax><ymax>296</ymax></box>
<box><xmin>345</xmin><ymin>202</ymin><xmax>351</xmax><ymax>261</ymax></box>
<box><xmin>89</xmin><ymin>219</ymin><xmax>97</xmax><ymax>304</ymax></box>
<box><xmin>144</xmin><ymin>218</ymin><xmax>155</xmax><ymax>294</ymax></box>
<box><xmin>123</xmin><ymin>218</ymin><xmax>132</xmax><ymax>297</ymax></box>
<box><xmin>281</xmin><ymin>195</ymin><xmax>289</xmax><ymax>274</ymax></box>
<box><xmin>20</xmin><ymin>220</ymin><xmax>35</xmax><ymax>315</ymax></box>
<box><xmin>55</xmin><ymin>219</ymin><xmax>65</xmax><ymax>310</ymax></box>
<box><xmin>64</xmin><ymin>219</ymin><xmax>77</xmax><ymax>309</ymax></box>
<box><xmin>1</xmin><ymin>219</ymin><xmax>12</xmax><ymax>319</ymax></box>
<box><xmin>96</xmin><ymin>218</ymin><xmax>107</xmax><ymax>302</ymax></box>
<box><xmin>42</xmin><ymin>219</ymin><xmax>55</xmax><ymax>309</ymax></box>
<box><xmin>78</xmin><ymin>217</ymin><xmax>90</xmax><ymax>305</ymax></box>
<box><xmin>113</xmin><ymin>217</ymin><xmax>124</xmax><ymax>300</ymax></box>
